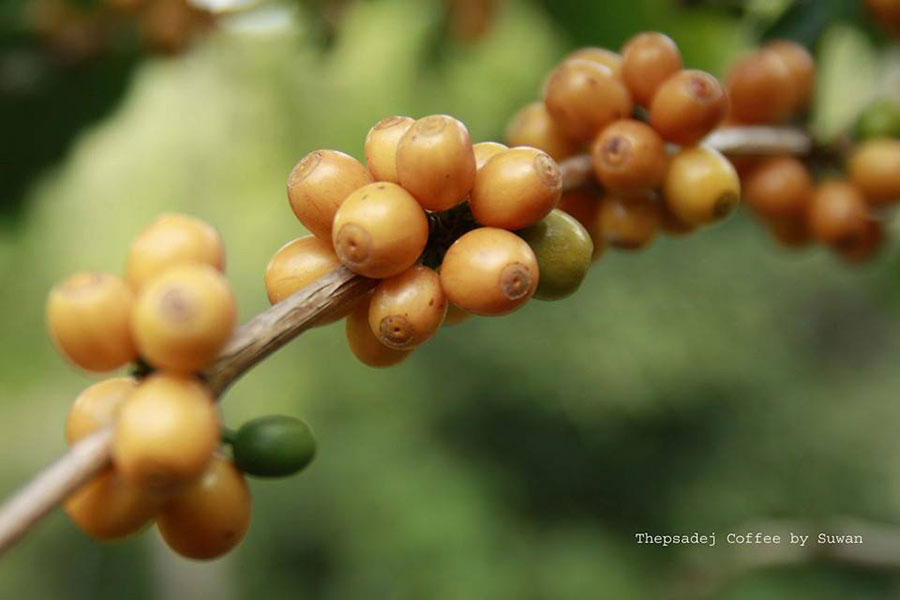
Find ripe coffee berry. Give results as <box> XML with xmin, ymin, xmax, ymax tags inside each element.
<box><xmin>66</xmin><ymin>378</ymin><xmax>137</xmax><ymax>444</ymax></box>
<box><xmin>470</xmin><ymin>146</ymin><xmax>562</xmax><ymax>230</ymax></box>
<box><xmin>543</xmin><ymin>58</ymin><xmax>633</xmax><ymax>142</ymax></box>
<box><xmin>620</xmin><ymin>32</ymin><xmax>682</xmax><ymax>107</ymax></box>
<box><xmin>590</xmin><ymin>119</ymin><xmax>667</xmax><ymax>193</ymax></box>
<box><xmin>232</xmin><ymin>415</ymin><xmax>317</xmax><ymax>478</ymax></box>
<box><xmin>564</xmin><ymin>47</ymin><xmax>623</xmax><ymax>79</ymax></box>
<box><xmin>345</xmin><ymin>298</ymin><xmax>412</xmax><ymax>367</ymax></box>
<box><xmin>650</xmin><ymin>69</ymin><xmax>728</xmax><ymax>146</ymax></box>
<box><xmin>807</xmin><ymin>180</ymin><xmax>869</xmax><ymax>246</ymax></box>
<box><xmin>156</xmin><ymin>455</ymin><xmax>251</xmax><ymax>560</ymax></box>
<box><xmin>265</xmin><ymin>235</ymin><xmax>342</xmax><ymax>305</ymax></box>
<box><xmin>743</xmin><ymin>156</ymin><xmax>813</xmax><ymax>221</ymax></box>
<box><xmin>132</xmin><ymin>264</ymin><xmax>236</xmax><ymax>373</ymax></box>
<box><xmin>126</xmin><ymin>213</ymin><xmax>225</xmax><ymax>291</ymax></box>
<box><xmin>765</xmin><ymin>40</ymin><xmax>815</xmax><ymax>113</ymax></box>
<box><xmin>113</xmin><ymin>374</ymin><xmax>219</xmax><ymax>491</ymax></box>
<box><xmin>364</xmin><ymin>116</ymin><xmax>414</xmax><ymax>183</ymax></box>
<box><xmin>46</xmin><ymin>272</ymin><xmax>137</xmax><ymax>372</ymax></box>
<box><xmin>64</xmin><ymin>468</ymin><xmax>161</xmax><ymax>541</ymax></box>
<box><xmin>726</xmin><ymin>49</ymin><xmax>794</xmax><ymax>124</ymax></box>
<box><xmin>332</xmin><ymin>182</ymin><xmax>429</xmax><ymax>279</ymax></box>
<box><xmin>663</xmin><ymin>146</ymin><xmax>740</xmax><ymax>226</ymax></box>
<box><xmin>440</xmin><ymin>227</ymin><xmax>539</xmax><ymax>316</ymax></box>
<box><xmin>287</xmin><ymin>149</ymin><xmax>374</xmax><ymax>241</ymax></box>
<box><xmin>473</xmin><ymin>141</ymin><xmax>508</xmax><ymax>169</ymax></box>
<box><xmin>518</xmin><ymin>209</ymin><xmax>594</xmax><ymax>300</ymax></box>
<box><xmin>594</xmin><ymin>193</ymin><xmax>660</xmax><ymax>250</ymax></box>
<box><xmin>368</xmin><ymin>265</ymin><xmax>447</xmax><ymax>349</ymax></box>
<box><xmin>848</xmin><ymin>138</ymin><xmax>900</xmax><ymax>206</ymax></box>
<box><xmin>505</xmin><ymin>102</ymin><xmax>581</xmax><ymax>161</ymax></box>
<box><xmin>396</xmin><ymin>114</ymin><xmax>476</xmax><ymax>211</ymax></box>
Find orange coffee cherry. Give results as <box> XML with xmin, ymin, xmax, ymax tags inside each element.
<box><xmin>591</xmin><ymin>119</ymin><xmax>667</xmax><ymax>193</ymax></box>
<box><xmin>470</xmin><ymin>147</ymin><xmax>562</xmax><ymax>229</ymax></box>
<box><xmin>650</xmin><ymin>69</ymin><xmax>728</xmax><ymax>146</ymax></box>
<box><xmin>157</xmin><ymin>455</ymin><xmax>251</xmax><ymax>560</ymax></box>
<box><xmin>564</xmin><ymin>47</ymin><xmax>623</xmax><ymax>79</ymax></box>
<box><xmin>848</xmin><ymin>138</ymin><xmax>900</xmax><ymax>206</ymax></box>
<box><xmin>621</xmin><ymin>31</ymin><xmax>682</xmax><ymax>107</ymax></box>
<box><xmin>131</xmin><ymin>264</ymin><xmax>236</xmax><ymax>373</ymax></box>
<box><xmin>368</xmin><ymin>265</ymin><xmax>447</xmax><ymax>349</ymax></box>
<box><xmin>473</xmin><ymin>141</ymin><xmax>508</xmax><ymax>169</ymax></box>
<box><xmin>743</xmin><ymin>156</ymin><xmax>813</xmax><ymax>220</ymax></box>
<box><xmin>264</xmin><ymin>235</ymin><xmax>342</xmax><ymax>305</ymax></box>
<box><xmin>396</xmin><ymin>114</ymin><xmax>476</xmax><ymax>211</ymax></box>
<box><xmin>765</xmin><ymin>40</ymin><xmax>815</xmax><ymax>113</ymax></box>
<box><xmin>345</xmin><ymin>297</ymin><xmax>412</xmax><ymax>367</ymax></box>
<box><xmin>558</xmin><ymin>188</ymin><xmax>605</xmax><ymax>258</ymax></box>
<box><xmin>332</xmin><ymin>182</ymin><xmax>429</xmax><ymax>279</ymax></box>
<box><xmin>66</xmin><ymin>377</ymin><xmax>138</xmax><ymax>444</ymax></box>
<box><xmin>836</xmin><ymin>218</ymin><xmax>884</xmax><ymax>264</ymax></box>
<box><xmin>64</xmin><ymin>468</ymin><xmax>161</xmax><ymax>541</ymax></box>
<box><xmin>505</xmin><ymin>102</ymin><xmax>581</xmax><ymax>161</ymax></box>
<box><xmin>767</xmin><ymin>215</ymin><xmax>812</xmax><ymax>249</ymax></box>
<box><xmin>440</xmin><ymin>227</ymin><xmax>539</xmax><ymax>316</ymax></box>
<box><xmin>726</xmin><ymin>49</ymin><xmax>794</xmax><ymax>124</ymax></box>
<box><xmin>46</xmin><ymin>272</ymin><xmax>137</xmax><ymax>372</ymax></box>
<box><xmin>663</xmin><ymin>146</ymin><xmax>740</xmax><ymax>226</ymax></box>
<box><xmin>364</xmin><ymin>116</ymin><xmax>415</xmax><ymax>183</ymax></box>
<box><xmin>443</xmin><ymin>303</ymin><xmax>472</xmax><ymax>326</ymax></box>
<box><xmin>113</xmin><ymin>373</ymin><xmax>219</xmax><ymax>491</ymax></box>
<box><xmin>594</xmin><ymin>193</ymin><xmax>660</xmax><ymax>250</ymax></box>
<box><xmin>126</xmin><ymin>213</ymin><xmax>225</xmax><ymax>291</ymax></box>
<box><xmin>287</xmin><ymin>149</ymin><xmax>374</xmax><ymax>241</ymax></box>
<box><xmin>543</xmin><ymin>58</ymin><xmax>633</xmax><ymax>142</ymax></box>
<box><xmin>807</xmin><ymin>180</ymin><xmax>869</xmax><ymax>247</ymax></box>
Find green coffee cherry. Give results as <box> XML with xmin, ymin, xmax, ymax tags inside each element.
<box><xmin>855</xmin><ymin>99</ymin><xmax>900</xmax><ymax>141</ymax></box>
<box><xmin>517</xmin><ymin>209</ymin><xmax>594</xmax><ymax>301</ymax></box>
<box><xmin>231</xmin><ymin>415</ymin><xmax>316</xmax><ymax>478</ymax></box>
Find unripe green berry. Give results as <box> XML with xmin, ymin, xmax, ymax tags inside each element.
<box><xmin>518</xmin><ymin>209</ymin><xmax>593</xmax><ymax>301</ymax></box>
<box><xmin>856</xmin><ymin>99</ymin><xmax>900</xmax><ymax>140</ymax></box>
<box><xmin>232</xmin><ymin>416</ymin><xmax>316</xmax><ymax>478</ymax></box>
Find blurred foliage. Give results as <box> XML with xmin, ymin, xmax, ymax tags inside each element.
<box><xmin>3</xmin><ymin>0</ymin><xmax>900</xmax><ymax>598</ymax></box>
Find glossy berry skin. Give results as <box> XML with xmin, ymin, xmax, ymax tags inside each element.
<box><xmin>848</xmin><ymin>138</ymin><xmax>900</xmax><ymax>206</ymax></box>
<box><xmin>345</xmin><ymin>298</ymin><xmax>412</xmax><ymax>367</ymax></box>
<box><xmin>620</xmin><ymin>32</ymin><xmax>682</xmax><ymax>107</ymax></box>
<box><xmin>855</xmin><ymin>99</ymin><xmax>900</xmax><ymax>140</ymax></box>
<box><xmin>765</xmin><ymin>40</ymin><xmax>815</xmax><ymax>113</ymax></box>
<box><xmin>564</xmin><ymin>47</ymin><xmax>623</xmax><ymax>79</ymax></box>
<box><xmin>287</xmin><ymin>150</ymin><xmax>374</xmax><ymax>241</ymax></box>
<box><xmin>743</xmin><ymin>156</ymin><xmax>813</xmax><ymax>221</ymax></box>
<box><xmin>440</xmin><ymin>227</ymin><xmax>539</xmax><ymax>316</ymax></box>
<box><xmin>396</xmin><ymin>114</ymin><xmax>476</xmax><ymax>211</ymax></box>
<box><xmin>518</xmin><ymin>209</ymin><xmax>593</xmax><ymax>300</ymax></box>
<box><xmin>807</xmin><ymin>180</ymin><xmax>869</xmax><ymax>247</ymax></box>
<box><xmin>543</xmin><ymin>58</ymin><xmax>633</xmax><ymax>142</ymax></box>
<box><xmin>332</xmin><ymin>182</ymin><xmax>429</xmax><ymax>279</ymax></box>
<box><xmin>67</xmin><ymin>378</ymin><xmax>137</xmax><ymax>444</ymax></box>
<box><xmin>505</xmin><ymin>102</ymin><xmax>581</xmax><ymax>161</ymax></box>
<box><xmin>131</xmin><ymin>264</ymin><xmax>236</xmax><ymax>373</ymax></box>
<box><xmin>726</xmin><ymin>49</ymin><xmax>794</xmax><ymax>124</ymax></box>
<box><xmin>470</xmin><ymin>147</ymin><xmax>562</xmax><ymax>229</ymax></box>
<box><xmin>65</xmin><ymin>468</ymin><xmax>162</xmax><ymax>541</ymax></box>
<box><xmin>113</xmin><ymin>374</ymin><xmax>219</xmax><ymax>491</ymax></box>
<box><xmin>473</xmin><ymin>141</ymin><xmax>508</xmax><ymax>169</ymax></box>
<box><xmin>265</xmin><ymin>235</ymin><xmax>342</xmax><ymax>305</ymax></box>
<box><xmin>368</xmin><ymin>265</ymin><xmax>447</xmax><ymax>349</ymax></box>
<box><xmin>364</xmin><ymin>116</ymin><xmax>414</xmax><ymax>183</ymax></box>
<box><xmin>46</xmin><ymin>272</ymin><xmax>137</xmax><ymax>372</ymax></box>
<box><xmin>663</xmin><ymin>146</ymin><xmax>740</xmax><ymax>226</ymax></box>
<box><xmin>232</xmin><ymin>415</ymin><xmax>316</xmax><ymax>478</ymax></box>
<box><xmin>157</xmin><ymin>455</ymin><xmax>251</xmax><ymax>560</ymax></box>
<box><xmin>591</xmin><ymin>119</ymin><xmax>667</xmax><ymax>193</ymax></box>
<box><xmin>650</xmin><ymin>70</ymin><xmax>728</xmax><ymax>146</ymax></box>
<box><xmin>126</xmin><ymin>213</ymin><xmax>225</xmax><ymax>291</ymax></box>
<box><xmin>594</xmin><ymin>194</ymin><xmax>660</xmax><ymax>250</ymax></box>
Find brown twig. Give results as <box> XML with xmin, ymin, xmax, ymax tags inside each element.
<box><xmin>0</xmin><ymin>127</ymin><xmax>811</xmax><ymax>557</ymax></box>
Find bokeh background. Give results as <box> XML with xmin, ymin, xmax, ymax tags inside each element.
<box><xmin>3</xmin><ymin>0</ymin><xmax>900</xmax><ymax>597</ymax></box>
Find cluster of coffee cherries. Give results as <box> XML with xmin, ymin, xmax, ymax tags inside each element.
<box><xmin>47</xmin><ymin>214</ymin><xmax>315</xmax><ymax>559</ymax></box>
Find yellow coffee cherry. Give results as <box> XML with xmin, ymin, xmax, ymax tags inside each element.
<box><xmin>663</xmin><ymin>146</ymin><xmax>740</xmax><ymax>226</ymax></box>
<box><xmin>131</xmin><ymin>264</ymin><xmax>236</xmax><ymax>373</ymax></box>
<box><xmin>594</xmin><ymin>194</ymin><xmax>661</xmax><ymax>250</ymax></box>
<box><xmin>368</xmin><ymin>265</ymin><xmax>447</xmax><ymax>349</ymax></box>
<box><xmin>473</xmin><ymin>141</ymin><xmax>509</xmax><ymax>170</ymax></box>
<box><xmin>157</xmin><ymin>455</ymin><xmax>251</xmax><ymax>560</ymax></box>
<box><xmin>364</xmin><ymin>116</ymin><xmax>415</xmax><ymax>183</ymax></box>
<box><xmin>848</xmin><ymin>138</ymin><xmax>900</xmax><ymax>206</ymax></box>
<box><xmin>287</xmin><ymin>149</ymin><xmax>374</xmax><ymax>241</ymax></box>
<box><xmin>46</xmin><ymin>272</ymin><xmax>137</xmax><ymax>372</ymax></box>
<box><xmin>113</xmin><ymin>373</ymin><xmax>219</xmax><ymax>491</ymax></box>
<box><xmin>126</xmin><ymin>213</ymin><xmax>225</xmax><ymax>291</ymax></box>
<box><xmin>345</xmin><ymin>298</ymin><xmax>412</xmax><ymax>367</ymax></box>
<box><xmin>264</xmin><ymin>235</ymin><xmax>342</xmax><ymax>305</ymax></box>
<box><xmin>396</xmin><ymin>114</ymin><xmax>477</xmax><ymax>211</ymax></box>
<box><xmin>505</xmin><ymin>102</ymin><xmax>581</xmax><ymax>161</ymax></box>
<box><xmin>64</xmin><ymin>468</ymin><xmax>162</xmax><ymax>541</ymax></box>
<box><xmin>66</xmin><ymin>377</ymin><xmax>138</xmax><ymax>444</ymax></box>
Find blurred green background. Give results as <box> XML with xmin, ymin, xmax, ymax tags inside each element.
<box><xmin>4</xmin><ymin>0</ymin><xmax>900</xmax><ymax>598</ymax></box>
